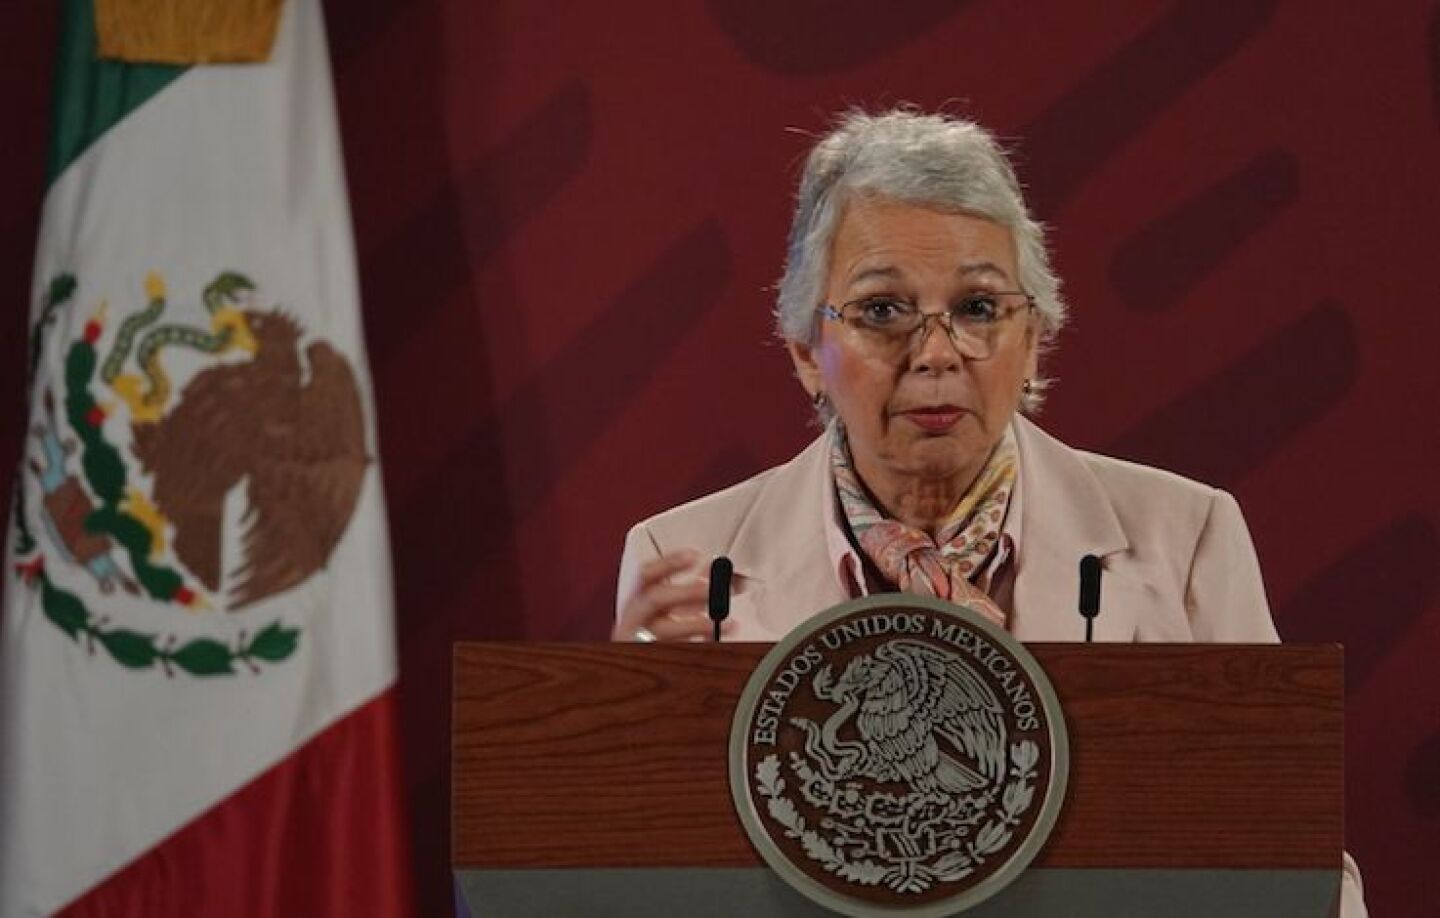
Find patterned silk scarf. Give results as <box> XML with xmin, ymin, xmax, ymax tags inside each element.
<box><xmin>831</xmin><ymin>425</ymin><xmax>1018</xmax><ymax>626</ymax></box>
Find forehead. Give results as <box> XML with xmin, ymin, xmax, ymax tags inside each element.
<box><xmin>828</xmin><ymin>196</ymin><xmax>1018</xmax><ymax>286</ymax></box>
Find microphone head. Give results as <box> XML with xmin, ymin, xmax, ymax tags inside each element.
<box><xmin>1079</xmin><ymin>554</ymin><xmax>1102</xmax><ymax>619</ymax></box>
<box><xmin>708</xmin><ymin>556</ymin><xmax>734</xmax><ymax>623</ymax></box>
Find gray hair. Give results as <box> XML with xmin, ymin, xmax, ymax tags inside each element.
<box><xmin>775</xmin><ymin>108</ymin><xmax>1065</xmax><ymax>411</ymax></box>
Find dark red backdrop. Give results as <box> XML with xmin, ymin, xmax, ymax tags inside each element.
<box><xmin>3</xmin><ymin>1</ymin><xmax>1437</xmax><ymax>914</ymax></box>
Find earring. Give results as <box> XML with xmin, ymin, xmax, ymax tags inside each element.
<box><xmin>1022</xmin><ymin>379</ymin><xmax>1034</xmax><ymax>397</ymax></box>
<box><xmin>812</xmin><ymin>391</ymin><xmax>829</xmax><ymax>410</ymax></box>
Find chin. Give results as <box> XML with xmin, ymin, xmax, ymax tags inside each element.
<box><xmin>897</xmin><ymin>435</ymin><xmax>984</xmax><ymax>479</ymax></box>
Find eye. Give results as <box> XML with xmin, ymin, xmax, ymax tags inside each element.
<box><xmin>853</xmin><ymin>297</ymin><xmax>915</xmax><ymax>328</ymax></box>
<box><xmin>954</xmin><ymin>293</ymin><xmax>1001</xmax><ymax>323</ymax></box>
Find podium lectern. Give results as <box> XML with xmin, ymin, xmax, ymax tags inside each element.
<box><xmin>453</xmin><ymin>643</ymin><xmax>1342</xmax><ymax>917</ymax></box>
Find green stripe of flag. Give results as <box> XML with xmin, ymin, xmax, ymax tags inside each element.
<box><xmin>48</xmin><ymin>0</ymin><xmax>186</xmax><ymax>185</ymax></box>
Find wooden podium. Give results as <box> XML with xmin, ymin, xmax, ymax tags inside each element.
<box><xmin>452</xmin><ymin>643</ymin><xmax>1343</xmax><ymax>916</ymax></box>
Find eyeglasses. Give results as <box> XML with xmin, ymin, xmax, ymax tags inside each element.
<box><xmin>816</xmin><ymin>292</ymin><xmax>1035</xmax><ymax>359</ymax></box>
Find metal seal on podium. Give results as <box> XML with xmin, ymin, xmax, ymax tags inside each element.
<box><xmin>729</xmin><ymin>595</ymin><xmax>1069</xmax><ymax>916</ymax></box>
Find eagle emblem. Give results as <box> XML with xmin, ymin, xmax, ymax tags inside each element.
<box><xmin>731</xmin><ymin>597</ymin><xmax>1068</xmax><ymax>915</ymax></box>
<box><xmin>127</xmin><ymin>301</ymin><xmax>369</xmax><ymax>609</ymax></box>
<box><xmin>10</xmin><ymin>271</ymin><xmax>371</xmax><ymax>676</ymax></box>
<box><xmin>793</xmin><ymin>640</ymin><xmax>1007</xmax><ymax>796</ymax></box>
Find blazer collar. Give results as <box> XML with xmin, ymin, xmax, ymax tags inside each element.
<box><xmin>1009</xmin><ymin>415</ymin><xmax>1134</xmax><ymax>640</ymax></box>
<box><xmin>723</xmin><ymin>417</ymin><xmax>1138</xmax><ymax>640</ymax></box>
<box><xmin>1010</xmin><ymin>415</ymin><xmax>1128</xmax><ymax>558</ymax></box>
<box><xmin>722</xmin><ymin>430</ymin><xmax>848</xmax><ymax>636</ymax></box>
<box><xmin>724</xmin><ymin>418</ymin><xmax>1134</xmax><ymax>574</ymax></box>
<box><xmin>726</xmin><ymin>430</ymin><xmax>834</xmax><ymax>588</ymax></box>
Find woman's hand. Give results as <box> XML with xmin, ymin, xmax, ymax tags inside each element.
<box><xmin>613</xmin><ymin>550</ymin><xmax>734</xmax><ymax>642</ymax></box>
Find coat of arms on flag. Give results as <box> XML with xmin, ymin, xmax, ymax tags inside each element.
<box><xmin>14</xmin><ymin>267</ymin><xmax>369</xmax><ymax>677</ymax></box>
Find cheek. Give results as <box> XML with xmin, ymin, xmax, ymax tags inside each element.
<box><xmin>819</xmin><ymin>346</ymin><xmax>895</xmax><ymax>413</ymax></box>
<box><xmin>974</xmin><ymin>355</ymin><xmax>1028</xmax><ymax>421</ymax></box>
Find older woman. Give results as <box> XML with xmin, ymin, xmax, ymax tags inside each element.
<box><xmin>612</xmin><ymin>109</ymin><xmax>1364</xmax><ymax>914</ymax></box>
<box><xmin>615</xmin><ymin>109</ymin><xmax>1275</xmax><ymax>645</ymax></box>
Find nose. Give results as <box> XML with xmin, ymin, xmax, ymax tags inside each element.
<box><xmin>909</xmin><ymin>313</ymin><xmax>963</xmax><ymax>373</ymax></box>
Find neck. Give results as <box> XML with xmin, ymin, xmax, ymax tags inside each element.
<box><xmin>854</xmin><ymin>455</ymin><xmax>986</xmax><ymax>539</ymax></box>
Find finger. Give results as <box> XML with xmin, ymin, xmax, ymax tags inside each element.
<box><xmin>615</xmin><ymin>580</ymin><xmax>708</xmax><ymax>636</ymax></box>
<box><xmin>646</xmin><ymin>580</ymin><xmax>710</xmax><ymax>613</ymax></box>
<box><xmin>612</xmin><ymin>603</ymin><xmax>710</xmax><ymax>641</ymax></box>
<box><xmin>636</xmin><ymin>550</ymin><xmax>701</xmax><ymax>590</ymax></box>
<box><xmin>654</xmin><ymin>596</ymin><xmax>746</xmax><ymax>642</ymax></box>
<box><xmin>643</xmin><ymin>608</ymin><xmax>716</xmax><ymax>642</ymax></box>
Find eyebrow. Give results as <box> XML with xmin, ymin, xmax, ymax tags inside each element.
<box><xmin>846</xmin><ymin>265</ymin><xmax>902</xmax><ymax>286</ymax></box>
<box><xmin>957</xmin><ymin>261</ymin><xmax>1013</xmax><ymax>282</ymax></box>
<box><xmin>844</xmin><ymin>261</ymin><xmax>1015</xmax><ymax>286</ymax></box>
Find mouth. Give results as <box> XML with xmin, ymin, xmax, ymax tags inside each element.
<box><xmin>897</xmin><ymin>405</ymin><xmax>966</xmax><ymax>433</ymax></box>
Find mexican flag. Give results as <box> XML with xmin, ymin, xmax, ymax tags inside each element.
<box><xmin>0</xmin><ymin>1</ymin><xmax>413</xmax><ymax>914</ymax></box>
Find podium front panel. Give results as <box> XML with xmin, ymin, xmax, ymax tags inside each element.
<box><xmin>452</xmin><ymin>643</ymin><xmax>1342</xmax><ymax>914</ymax></box>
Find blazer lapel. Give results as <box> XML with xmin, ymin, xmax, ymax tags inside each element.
<box><xmin>1009</xmin><ymin>417</ymin><xmax>1139</xmax><ymax>642</ymax></box>
<box><xmin>725</xmin><ymin>431</ymin><xmax>849</xmax><ymax>639</ymax></box>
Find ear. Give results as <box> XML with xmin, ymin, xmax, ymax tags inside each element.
<box><xmin>1023</xmin><ymin>322</ymin><xmax>1040</xmax><ymax>380</ymax></box>
<box><xmin>788</xmin><ymin>338</ymin><xmax>826</xmax><ymax>400</ymax></box>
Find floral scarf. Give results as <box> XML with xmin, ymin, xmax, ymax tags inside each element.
<box><xmin>831</xmin><ymin>425</ymin><xmax>1017</xmax><ymax>626</ymax></box>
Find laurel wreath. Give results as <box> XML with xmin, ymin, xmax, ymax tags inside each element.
<box><xmin>35</xmin><ymin>571</ymin><xmax>299</xmax><ymax>676</ymax></box>
<box><xmin>10</xmin><ymin>272</ymin><xmax>301</xmax><ymax>677</ymax></box>
<box><xmin>756</xmin><ymin>739</ymin><xmax>1040</xmax><ymax>894</ymax></box>
<box><xmin>10</xmin><ymin>275</ymin><xmax>75</xmax><ymax>559</ymax></box>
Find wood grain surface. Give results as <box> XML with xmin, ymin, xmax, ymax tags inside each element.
<box><xmin>452</xmin><ymin>643</ymin><xmax>1342</xmax><ymax>870</ymax></box>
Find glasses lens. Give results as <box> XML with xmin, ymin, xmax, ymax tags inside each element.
<box><xmin>947</xmin><ymin>320</ymin><xmax>995</xmax><ymax>358</ymax></box>
<box><xmin>836</xmin><ymin>294</ymin><xmax>1028</xmax><ymax>359</ymax></box>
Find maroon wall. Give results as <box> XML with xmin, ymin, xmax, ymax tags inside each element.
<box><xmin>3</xmin><ymin>1</ymin><xmax>1437</xmax><ymax>914</ymax></box>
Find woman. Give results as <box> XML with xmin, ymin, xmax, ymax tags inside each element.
<box><xmin>612</xmin><ymin>109</ymin><xmax>1364</xmax><ymax>914</ymax></box>
<box><xmin>615</xmin><ymin>109</ymin><xmax>1274</xmax><ymax>646</ymax></box>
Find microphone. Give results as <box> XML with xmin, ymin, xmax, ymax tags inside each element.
<box><xmin>1079</xmin><ymin>554</ymin><xmax>1102</xmax><ymax>643</ymax></box>
<box><xmin>708</xmin><ymin>556</ymin><xmax>733</xmax><ymax>642</ymax></box>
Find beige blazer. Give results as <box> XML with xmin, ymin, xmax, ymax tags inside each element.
<box><xmin>618</xmin><ymin>416</ymin><xmax>1278</xmax><ymax>644</ymax></box>
<box><xmin>617</xmin><ymin>416</ymin><xmax>1367</xmax><ymax>914</ymax></box>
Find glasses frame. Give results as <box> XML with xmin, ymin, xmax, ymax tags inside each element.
<box><xmin>816</xmin><ymin>291</ymin><xmax>1036</xmax><ymax>360</ymax></box>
